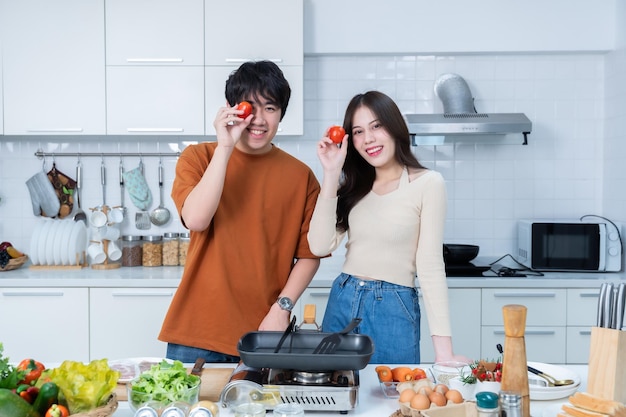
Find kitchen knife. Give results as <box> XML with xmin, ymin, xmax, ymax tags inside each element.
<box><xmin>597</xmin><ymin>283</ymin><xmax>607</xmax><ymax>327</ymax></box>
<box><xmin>614</xmin><ymin>283</ymin><xmax>625</xmax><ymax>331</ymax></box>
<box><xmin>603</xmin><ymin>283</ymin><xmax>614</xmax><ymax>328</ymax></box>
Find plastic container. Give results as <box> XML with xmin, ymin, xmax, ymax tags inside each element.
<box><xmin>475</xmin><ymin>391</ymin><xmax>499</xmax><ymax>417</ymax></box>
<box><xmin>162</xmin><ymin>232</ymin><xmax>180</xmax><ymax>266</ymax></box>
<box><xmin>179</xmin><ymin>232</ymin><xmax>190</xmax><ymax>266</ymax></box>
<box><xmin>142</xmin><ymin>235</ymin><xmax>163</xmax><ymax>267</ymax></box>
<box><xmin>121</xmin><ymin>235</ymin><xmax>143</xmax><ymax>267</ymax></box>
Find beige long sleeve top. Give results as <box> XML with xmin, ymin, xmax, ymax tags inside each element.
<box><xmin>307</xmin><ymin>169</ymin><xmax>452</xmax><ymax>336</ymax></box>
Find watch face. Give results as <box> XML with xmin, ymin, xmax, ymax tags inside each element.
<box><xmin>278</xmin><ymin>297</ymin><xmax>294</xmax><ymax>311</ymax></box>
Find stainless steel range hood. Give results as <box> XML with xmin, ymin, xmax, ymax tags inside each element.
<box><xmin>405</xmin><ymin>74</ymin><xmax>532</xmax><ymax>145</ymax></box>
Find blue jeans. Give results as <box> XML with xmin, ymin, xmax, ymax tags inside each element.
<box><xmin>321</xmin><ymin>273</ymin><xmax>421</xmax><ymax>364</ymax></box>
<box><xmin>166</xmin><ymin>343</ymin><xmax>240</xmax><ymax>363</ymax></box>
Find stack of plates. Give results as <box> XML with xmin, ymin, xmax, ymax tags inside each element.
<box><xmin>528</xmin><ymin>361</ymin><xmax>582</xmax><ymax>400</ymax></box>
<box><xmin>29</xmin><ymin>218</ymin><xmax>88</xmax><ymax>266</ymax></box>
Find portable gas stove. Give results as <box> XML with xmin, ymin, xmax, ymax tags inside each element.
<box><xmin>220</xmin><ymin>362</ymin><xmax>359</xmax><ymax>414</ymax></box>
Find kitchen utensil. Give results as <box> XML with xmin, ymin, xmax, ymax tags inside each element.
<box><xmin>527</xmin><ymin>366</ymin><xmax>575</xmax><ymax>387</ymax></box>
<box><xmin>312</xmin><ymin>318</ymin><xmax>362</xmax><ymax>354</ymax></box>
<box><xmin>150</xmin><ymin>159</ymin><xmax>171</xmax><ymax>226</ymax></box>
<box><xmin>443</xmin><ymin>244</ymin><xmax>479</xmax><ymax>264</ymax></box>
<box><xmin>604</xmin><ymin>283</ymin><xmax>615</xmax><ymax>328</ymax></box>
<box><xmin>597</xmin><ymin>283</ymin><xmax>608</xmax><ymax>327</ymax></box>
<box><xmin>118</xmin><ymin>159</ymin><xmax>127</xmax><ymax>219</ymax></box>
<box><xmin>100</xmin><ymin>159</ymin><xmax>107</xmax><ymax>208</ymax></box>
<box><xmin>191</xmin><ymin>357</ymin><xmax>206</xmax><ymax>376</ymax></box>
<box><xmin>73</xmin><ymin>160</ymin><xmax>87</xmax><ymax>222</ymax></box>
<box><xmin>238</xmin><ymin>330</ymin><xmax>373</xmax><ymax>371</ymax></box>
<box><xmin>274</xmin><ymin>316</ymin><xmax>297</xmax><ymax>353</ymax></box>
<box><xmin>614</xmin><ymin>283</ymin><xmax>625</xmax><ymax>330</ymax></box>
<box><xmin>135</xmin><ymin>160</ymin><xmax>152</xmax><ymax>230</ymax></box>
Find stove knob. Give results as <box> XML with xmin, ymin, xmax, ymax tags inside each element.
<box><xmin>336</xmin><ymin>375</ymin><xmax>349</xmax><ymax>385</ymax></box>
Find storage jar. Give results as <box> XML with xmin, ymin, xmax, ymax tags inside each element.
<box><xmin>179</xmin><ymin>232</ymin><xmax>190</xmax><ymax>266</ymax></box>
<box><xmin>142</xmin><ymin>235</ymin><xmax>163</xmax><ymax>267</ymax></box>
<box><xmin>162</xmin><ymin>232</ymin><xmax>180</xmax><ymax>266</ymax></box>
<box><xmin>121</xmin><ymin>235</ymin><xmax>142</xmax><ymax>267</ymax></box>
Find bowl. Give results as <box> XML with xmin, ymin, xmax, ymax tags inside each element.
<box><xmin>126</xmin><ymin>376</ymin><xmax>201</xmax><ymax>412</ymax></box>
<box><xmin>430</xmin><ymin>361</ymin><xmax>470</xmax><ymax>386</ymax></box>
<box><xmin>443</xmin><ymin>244</ymin><xmax>479</xmax><ymax>264</ymax></box>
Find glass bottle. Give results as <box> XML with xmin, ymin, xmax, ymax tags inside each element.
<box><xmin>162</xmin><ymin>232</ymin><xmax>180</xmax><ymax>266</ymax></box>
<box><xmin>475</xmin><ymin>391</ymin><xmax>500</xmax><ymax>417</ymax></box>
<box><xmin>179</xmin><ymin>232</ymin><xmax>190</xmax><ymax>266</ymax></box>
<box><xmin>121</xmin><ymin>235</ymin><xmax>143</xmax><ymax>267</ymax></box>
<box><xmin>142</xmin><ymin>235</ymin><xmax>163</xmax><ymax>267</ymax></box>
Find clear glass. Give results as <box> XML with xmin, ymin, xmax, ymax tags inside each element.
<box><xmin>142</xmin><ymin>235</ymin><xmax>163</xmax><ymax>267</ymax></box>
<box><xmin>233</xmin><ymin>403</ymin><xmax>266</xmax><ymax>417</ymax></box>
<box><xmin>272</xmin><ymin>403</ymin><xmax>304</xmax><ymax>417</ymax></box>
<box><xmin>162</xmin><ymin>232</ymin><xmax>180</xmax><ymax>266</ymax></box>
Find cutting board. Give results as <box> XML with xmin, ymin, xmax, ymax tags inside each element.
<box><xmin>116</xmin><ymin>367</ymin><xmax>234</xmax><ymax>402</ymax></box>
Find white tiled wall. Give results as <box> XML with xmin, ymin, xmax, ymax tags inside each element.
<box><xmin>1</xmin><ymin>52</ymin><xmax>622</xmax><ymax>262</ymax></box>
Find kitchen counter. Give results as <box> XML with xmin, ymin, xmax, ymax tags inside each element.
<box><xmin>110</xmin><ymin>363</ymin><xmax>589</xmax><ymax>417</ymax></box>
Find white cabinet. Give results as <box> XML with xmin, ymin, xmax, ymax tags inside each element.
<box><xmin>205</xmin><ymin>0</ymin><xmax>302</xmax><ymax>66</ymax></box>
<box><xmin>105</xmin><ymin>0</ymin><xmax>204</xmax><ymax>66</ymax></box>
<box><xmin>106</xmin><ymin>66</ymin><xmax>205</xmax><ymax>135</ymax></box>
<box><xmin>0</xmin><ymin>288</ymin><xmax>89</xmax><ymax>363</ymax></box>
<box><xmin>566</xmin><ymin>288</ymin><xmax>599</xmax><ymax>363</ymax></box>
<box><xmin>205</xmin><ymin>66</ymin><xmax>303</xmax><ymax>136</ymax></box>
<box><xmin>1</xmin><ymin>0</ymin><xmax>106</xmax><ymax>135</ymax></box>
<box><xmin>89</xmin><ymin>287</ymin><xmax>176</xmax><ymax>360</ymax></box>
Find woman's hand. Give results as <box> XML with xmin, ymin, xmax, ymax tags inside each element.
<box><xmin>213</xmin><ymin>103</ymin><xmax>252</xmax><ymax>148</ymax></box>
<box><xmin>317</xmin><ymin>129</ymin><xmax>348</xmax><ymax>172</ymax></box>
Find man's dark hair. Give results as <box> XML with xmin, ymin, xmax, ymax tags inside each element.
<box><xmin>225</xmin><ymin>61</ymin><xmax>291</xmax><ymax>121</ymax></box>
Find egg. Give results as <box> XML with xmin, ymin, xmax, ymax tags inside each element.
<box><xmin>429</xmin><ymin>391</ymin><xmax>447</xmax><ymax>407</ymax></box>
<box><xmin>399</xmin><ymin>388</ymin><xmax>417</xmax><ymax>404</ymax></box>
<box><xmin>410</xmin><ymin>393</ymin><xmax>431</xmax><ymax>410</ymax></box>
<box><xmin>416</xmin><ymin>385</ymin><xmax>433</xmax><ymax>396</ymax></box>
<box><xmin>434</xmin><ymin>383</ymin><xmax>449</xmax><ymax>395</ymax></box>
<box><xmin>445</xmin><ymin>389</ymin><xmax>464</xmax><ymax>404</ymax></box>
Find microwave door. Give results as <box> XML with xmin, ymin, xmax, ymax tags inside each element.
<box><xmin>597</xmin><ymin>223</ymin><xmax>607</xmax><ymax>271</ymax></box>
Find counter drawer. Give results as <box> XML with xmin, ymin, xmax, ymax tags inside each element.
<box><xmin>482</xmin><ymin>288</ymin><xmax>566</xmax><ymax>326</ymax></box>
<box><xmin>482</xmin><ymin>326</ymin><xmax>566</xmax><ymax>364</ymax></box>
<box><xmin>567</xmin><ymin>288</ymin><xmax>600</xmax><ymax>326</ymax></box>
<box><xmin>566</xmin><ymin>326</ymin><xmax>592</xmax><ymax>364</ymax></box>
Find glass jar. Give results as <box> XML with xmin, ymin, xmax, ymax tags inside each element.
<box><xmin>121</xmin><ymin>235</ymin><xmax>143</xmax><ymax>267</ymax></box>
<box><xmin>179</xmin><ymin>232</ymin><xmax>190</xmax><ymax>266</ymax></box>
<box><xmin>475</xmin><ymin>391</ymin><xmax>500</xmax><ymax>417</ymax></box>
<box><xmin>500</xmin><ymin>391</ymin><xmax>522</xmax><ymax>417</ymax></box>
<box><xmin>142</xmin><ymin>235</ymin><xmax>163</xmax><ymax>267</ymax></box>
<box><xmin>162</xmin><ymin>232</ymin><xmax>180</xmax><ymax>266</ymax></box>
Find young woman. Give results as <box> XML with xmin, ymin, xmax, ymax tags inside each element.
<box><xmin>308</xmin><ymin>91</ymin><xmax>469</xmax><ymax>364</ymax></box>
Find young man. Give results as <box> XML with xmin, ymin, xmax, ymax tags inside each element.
<box><xmin>159</xmin><ymin>61</ymin><xmax>321</xmax><ymax>362</ymax></box>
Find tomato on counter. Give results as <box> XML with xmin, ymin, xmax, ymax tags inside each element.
<box><xmin>17</xmin><ymin>359</ymin><xmax>45</xmax><ymax>385</ymax></box>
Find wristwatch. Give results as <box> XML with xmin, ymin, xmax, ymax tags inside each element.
<box><xmin>276</xmin><ymin>296</ymin><xmax>294</xmax><ymax>312</ymax></box>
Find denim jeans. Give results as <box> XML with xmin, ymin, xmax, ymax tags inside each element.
<box><xmin>166</xmin><ymin>343</ymin><xmax>240</xmax><ymax>363</ymax></box>
<box><xmin>321</xmin><ymin>273</ymin><xmax>421</xmax><ymax>364</ymax></box>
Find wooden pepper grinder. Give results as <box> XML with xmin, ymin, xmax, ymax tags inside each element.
<box><xmin>500</xmin><ymin>304</ymin><xmax>530</xmax><ymax>417</ymax></box>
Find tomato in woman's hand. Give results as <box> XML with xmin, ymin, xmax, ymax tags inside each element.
<box><xmin>237</xmin><ymin>101</ymin><xmax>253</xmax><ymax>119</ymax></box>
<box><xmin>328</xmin><ymin>126</ymin><xmax>346</xmax><ymax>144</ymax></box>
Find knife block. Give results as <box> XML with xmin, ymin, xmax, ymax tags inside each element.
<box><xmin>587</xmin><ymin>326</ymin><xmax>626</xmax><ymax>403</ymax></box>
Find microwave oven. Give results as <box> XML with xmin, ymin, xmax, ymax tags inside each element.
<box><xmin>516</xmin><ymin>220</ymin><xmax>622</xmax><ymax>272</ymax></box>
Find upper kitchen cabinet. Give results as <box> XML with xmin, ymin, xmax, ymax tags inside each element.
<box><xmin>105</xmin><ymin>0</ymin><xmax>204</xmax><ymax>66</ymax></box>
<box><xmin>1</xmin><ymin>0</ymin><xmax>106</xmax><ymax>135</ymax></box>
<box><xmin>205</xmin><ymin>0</ymin><xmax>303</xmax><ymax>66</ymax></box>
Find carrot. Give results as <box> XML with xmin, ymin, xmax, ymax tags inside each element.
<box><xmin>375</xmin><ymin>365</ymin><xmax>393</xmax><ymax>382</ymax></box>
<box><xmin>412</xmin><ymin>367</ymin><xmax>427</xmax><ymax>380</ymax></box>
<box><xmin>392</xmin><ymin>366</ymin><xmax>414</xmax><ymax>382</ymax></box>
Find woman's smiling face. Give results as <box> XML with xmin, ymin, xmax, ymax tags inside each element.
<box><xmin>350</xmin><ymin>106</ymin><xmax>396</xmax><ymax>168</ymax></box>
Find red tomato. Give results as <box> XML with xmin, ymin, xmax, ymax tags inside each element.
<box><xmin>237</xmin><ymin>101</ymin><xmax>253</xmax><ymax>119</ymax></box>
<box><xmin>16</xmin><ymin>359</ymin><xmax>45</xmax><ymax>385</ymax></box>
<box><xmin>328</xmin><ymin>126</ymin><xmax>346</xmax><ymax>144</ymax></box>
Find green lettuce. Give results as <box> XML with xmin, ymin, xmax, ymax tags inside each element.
<box><xmin>130</xmin><ymin>360</ymin><xmax>200</xmax><ymax>405</ymax></box>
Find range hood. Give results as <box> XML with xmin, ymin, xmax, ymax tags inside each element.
<box><xmin>406</xmin><ymin>74</ymin><xmax>532</xmax><ymax>145</ymax></box>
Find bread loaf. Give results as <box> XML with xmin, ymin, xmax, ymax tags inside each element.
<box><xmin>567</xmin><ymin>392</ymin><xmax>626</xmax><ymax>417</ymax></box>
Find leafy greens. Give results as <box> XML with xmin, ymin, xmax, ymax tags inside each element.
<box><xmin>0</xmin><ymin>342</ymin><xmax>25</xmax><ymax>389</ymax></box>
<box><xmin>130</xmin><ymin>360</ymin><xmax>200</xmax><ymax>405</ymax></box>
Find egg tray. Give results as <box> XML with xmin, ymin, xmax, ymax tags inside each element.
<box><xmin>399</xmin><ymin>400</ymin><xmax>471</xmax><ymax>417</ymax></box>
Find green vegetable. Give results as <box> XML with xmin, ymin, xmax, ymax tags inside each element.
<box><xmin>129</xmin><ymin>360</ymin><xmax>200</xmax><ymax>406</ymax></box>
<box><xmin>47</xmin><ymin>359</ymin><xmax>119</xmax><ymax>414</ymax></box>
<box><xmin>32</xmin><ymin>382</ymin><xmax>59</xmax><ymax>415</ymax></box>
<box><xmin>0</xmin><ymin>343</ymin><xmax>26</xmax><ymax>390</ymax></box>
<box><xmin>0</xmin><ymin>388</ymin><xmax>40</xmax><ymax>417</ymax></box>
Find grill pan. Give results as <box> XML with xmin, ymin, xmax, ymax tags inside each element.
<box><xmin>237</xmin><ymin>330</ymin><xmax>374</xmax><ymax>371</ymax></box>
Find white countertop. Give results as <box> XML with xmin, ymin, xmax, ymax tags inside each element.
<box><xmin>110</xmin><ymin>363</ymin><xmax>588</xmax><ymax>417</ymax></box>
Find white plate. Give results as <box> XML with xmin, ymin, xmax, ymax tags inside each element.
<box><xmin>29</xmin><ymin>218</ymin><xmax>46</xmax><ymax>265</ymax></box>
<box><xmin>53</xmin><ymin>220</ymin><xmax>70</xmax><ymax>265</ymax></box>
<box><xmin>528</xmin><ymin>362</ymin><xmax>581</xmax><ymax>400</ymax></box>
<box><xmin>109</xmin><ymin>357</ymin><xmax>172</xmax><ymax>383</ymax></box>
<box><xmin>68</xmin><ymin>221</ymin><xmax>87</xmax><ymax>265</ymax></box>
<box><xmin>59</xmin><ymin>220</ymin><xmax>74</xmax><ymax>265</ymax></box>
<box><xmin>36</xmin><ymin>219</ymin><xmax>53</xmax><ymax>265</ymax></box>
<box><xmin>45</xmin><ymin>220</ymin><xmax>62</xmax><ymax>265</ymax></box>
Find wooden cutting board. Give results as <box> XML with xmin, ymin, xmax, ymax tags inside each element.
<box><xmin>115</xmin><ymin>367</ymin><xmax>234</xmax><ymax>402</ymax></box>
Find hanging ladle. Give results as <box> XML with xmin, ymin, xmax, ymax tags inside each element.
<box><xmin>150</xmin><ymin>158</ymin><xmax>171</xmax><ymax>226</ymax></box>
<box><xmin>73</xmin><ymin>159</ymin><xmax>87</xmax><ymax>223</ymax></box>
<box><xmin>497</xmin><ymin>344</ymin><xmax>575</xmax><ymax>387</ymax></box>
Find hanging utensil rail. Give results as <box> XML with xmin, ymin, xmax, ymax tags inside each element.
<box><xmin>34</xmin><ymin>150</ymin><xmax>180</xmax><ymax>159</ymax></box>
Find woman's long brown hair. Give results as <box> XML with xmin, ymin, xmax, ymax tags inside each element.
<box><xmin>336</xmin><ymin>91</ymin><xmax>426</xmax><ymax>232</ymax></box>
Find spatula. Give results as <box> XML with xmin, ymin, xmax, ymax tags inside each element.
<box><xmin>312</xmin><ymin>318</ymin><xmax>362</xmax><ymax>354</ymax></box>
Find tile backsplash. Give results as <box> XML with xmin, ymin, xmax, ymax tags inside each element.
<box><xmin>1</xmin><ymin>52</ymin><xmax>624</xmax><ymax>264</ymax></box>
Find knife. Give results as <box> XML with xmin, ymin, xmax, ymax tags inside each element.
<box><xmin>614</xmin><ymin>283</ymin><xmax>625</xmax><ymax>331</ymax></box>
<box><xmin>191</xmin><ymin>357</ymin><xmax>205</xmax><ymax>376</ymax></box>
<box><xmin>604</xmin><ymin>283</ymin><xmax>614</xmax><ymax>328</ymax></box>
<box><xmin>597</xmin><ymin>283</ymin><xmax>608</xmax><ymax>327</ymax></box>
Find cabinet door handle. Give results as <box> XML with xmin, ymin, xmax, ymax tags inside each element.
<box><xmin>2</xmin><ymin>291</ymin><xmax>65</xmax><ymax>297</ymax></box>
<box><xmin>308</xmin><ymin>292</ymin><xmax>330</xmax><ymax>298</ymax></box>
<box><xmin>492</xmin><ymin>292</ymin><xmax>557</xmax><ymax>298</ymax></box>
<box><xmin>224</xmin><ymin>58</ymin><xmax>283</xmax><ymax>64</ymax></box>
<box><xmin>493</xmin><ymin>329</ymin><xmax>556</xmax><ymax>336</ymax></box>
<box><xmin>578</xmin><ymin>330</ymin><xmax>592</xmax><ymax>336</ymax></box>
<box><xmin>26</xmin><ymin>128</ymin><xmax>83</xmax><ymax>133</ymax></box>
<box><xmin>111</xmin><ymin>292</ymin><xmax>175</xmax><ymax>297</ymax></box>
<box><xmin>126</xmin><ymin>58</ymin><xmax>184</xmax><ymax>63</ymax></box>
<box><xmin>578</xmin><ymin>292</ymin><xmax>599</xmax><ymax>298</ymax></box>
<box><xmin>127</xmin><ymin>128</ymin><xmax>184</xmax><ymax>133</ymax></box>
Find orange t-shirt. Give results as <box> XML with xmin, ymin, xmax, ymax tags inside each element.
<box><xmin>159</xmin><ymin>142</ymin><xmax>321</xmax><ymax>356</ymax></box>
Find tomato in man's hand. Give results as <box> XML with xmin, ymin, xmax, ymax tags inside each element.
<box><xmin>328</xmin><ymin>126</ymin><xmax>346</xmax><ymax>144</ymax></box>
<box><xmin>237</xmin><ymin>101</ymin><xmax>253</xmax><ymax>119</ymax></box>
